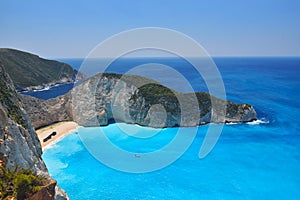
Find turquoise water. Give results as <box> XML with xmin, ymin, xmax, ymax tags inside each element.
<box><xmin>42</xmin><ymin>58</ymin><xmax>300</xmax><ymax>199</ymax></box>
<box><xmin>43</xmin><ymin>123</ymin><xmax>300</xmax><ymax>199</ymax></box>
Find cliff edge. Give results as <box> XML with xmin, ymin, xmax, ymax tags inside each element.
<box><xmin>0</xmin><ymin>64</ymin><xmax>68</xmax><ymax>200</ymax></box>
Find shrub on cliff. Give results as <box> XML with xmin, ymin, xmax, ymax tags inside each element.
<box><xmin>0</xmin><ymin>166</ymin><xmax>46</xmax><ymax>200</ymax></box>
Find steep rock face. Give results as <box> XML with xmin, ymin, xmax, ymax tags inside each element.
<box><xmin>71</xmin><ymin>74</ymin><xmax>256</xmax><ymax>127</ymax></box>
<box><xmin>22</xmin><ymin>73</ymin><xmax>256</xmax><ymax>129</ymax></box>
<box><xmin>0</xmin><ymin>64</ymin><xmax>46</xmax><ymax>172</ymax></box>
<box><xmin>0</xmin><ymin>64</ymin><xmax>68</xmax><ymax>200</ymax></box>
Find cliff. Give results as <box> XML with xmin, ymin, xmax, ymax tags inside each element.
<box><xmin>0</xmin><ymin>48</ymin><xmax>85</xmax><ymax>91</ymax></box>
<box><xmin>22</xmin><ymin>73</ymin><xmax>256</xmax><ymax>129</ymax></box>
<box><xmin>0</xmin><ymin>64</ymin><xmax>68</xmax><ymax>199</ymax></box>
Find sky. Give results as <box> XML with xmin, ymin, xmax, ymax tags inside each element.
<box><xmin>0</xmin><ymin>0</ymin><xmax>299</xmax><ymax>58</ymax></box>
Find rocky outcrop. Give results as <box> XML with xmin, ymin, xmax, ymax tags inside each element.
<box><xmin>0</xmin><ymin>64</ymin><xmax>46</xmax><ymax>172</ymax></box>
<box><xmin>27</xmin><ymin>179</ymin><xmax>68</xmax><ymax>200</ymax></box>
<box><xmin>22</xmin><ymin>73</ymin><xmax>256</xmax><ymax>129</ymax></box>
<box><xmin>28</xmin><ymin>180</ymin><xmax>57</xmax><ymax>200</ymax></box>
<box><xmin>0</xmin><ymin>64</ymin><xmax>68</xmax><ymax>200</ymax></box>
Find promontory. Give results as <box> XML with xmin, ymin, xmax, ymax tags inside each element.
<box><xmin>21</xmin><ymin>73</ymin><xmax>257</xmax><ymax>129</ymax></box>
<box><xmin>0</xmin><ymin>48</ymin><xmax>85</xmax><ymax>91</ymax></box>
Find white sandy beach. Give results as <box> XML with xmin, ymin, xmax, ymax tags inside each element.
<box><xmin>36</xmin><ymin>121</ymin><xmax>78</xmax><ymax>151</ymax></box>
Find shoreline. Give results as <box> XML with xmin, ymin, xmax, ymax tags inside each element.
<box><xmin>17</xmin><ymin>78</ymin><xmax>75</xmax><ymax>92</ymax></box>
<box><xmin>36</xmin><ymin>121</ymin><xmax>78</xmax><ymax>151</ymax></box>
<box><xmin>35</xmin><ymin>119</ymin><xmax>266</xmax><ymax>152</ymax></box>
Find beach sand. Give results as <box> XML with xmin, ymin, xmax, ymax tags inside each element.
<box><xmin>36</xmin><ymin>121</ymin><xmax>78</xmax><ymax>151</ymax></box>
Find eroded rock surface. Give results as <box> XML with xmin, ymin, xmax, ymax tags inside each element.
<box><xmin>0</xmin><ymin>64</ymin><xmax>68</xmax><ymax>200</ymax></box>
<box><xmin>22</xmin><ymin>73</ymin><xmax>256</xmax><ymax>129</ymax></box>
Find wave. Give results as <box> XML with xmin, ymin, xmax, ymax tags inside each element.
<box><xmin>33</xmin><ymin>86</ymin><xmax>51</xmax><ymax>92</ymax></box>
<box><xmin>53</xmin><ymin>82</ymin><xmax>72</xmax><ymax>87</ymax></box>
<box><xmin>246</xmin><ymin>118</ymin><xmax>269</xmax><ymax>125</ymax></box>
<box><xmin>32</xmin><ymin>82</ymin><xmax>74</xmax><ymax>92</ymax></box>
<box><xmin>225</xmin><ymin>122</ymin><xmax>239</xmax><ymax>125</ymax></box>
<box><xmin>224</xmin><ymin>118</ymin><xmax>269</xmax><ymax>126</ymax></box>
<box><xmin>43</xmin><ymin>142</ymin><xmax>57</xmax><ymax>151</ymax></box>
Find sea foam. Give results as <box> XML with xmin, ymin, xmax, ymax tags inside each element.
<box><xmin>247</xmin><ymin>118</ymin><xmax>269</xmax><ymax>125</ymax></box>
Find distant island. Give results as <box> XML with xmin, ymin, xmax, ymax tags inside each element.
<box><xmin>0</xmin><ymin>48</ymin><xmax>85</xmax><ymax>92</ymax></box>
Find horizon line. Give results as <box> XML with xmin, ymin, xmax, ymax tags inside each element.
<box><xmin>54</xmin><ymin>55</ymin><xmax>300</xmax><ymax>60</ymax></box>
<box><xmin>1</xmin><ymin>47</ymin><xmax>300</xmax><ymax>60</ymax></box>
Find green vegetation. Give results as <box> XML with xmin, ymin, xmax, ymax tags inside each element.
<box><xmin>99</xmin><ymin>73</ymin><xmax>122</xmax><ymax>79</ymax></box>
<box><xmin>97</xmin><ymin>73</ymin><xmax>160</xmax><ymax>86</ymax></box>
<box><xmin>137</xmin><ymin>83</ymin><xmax>178</xmax><ymax>103</ymax></box>
<box><xmin>0</xmin><ymin>81</ymin><xmax>27</xmax><ymax>128</ymax></box>
<box><xmin>0</xmin><ymin>166</ymin><xmax>46</xmax><ymax>200</ymax></box>
<box><xmin>138</xmin><ymin>83</ymin><xmax>180</xmax><ymax>114</ymax></box>
<box><xmin>0</xmin><ymin>48</ymin><xmax>78</xmax><ymax>89</ymax></box>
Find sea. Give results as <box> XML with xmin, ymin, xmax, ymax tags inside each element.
<box><xmin>25</xmin><ymin>57</ymin><xmax>300</xmax><ymax>199</ymax></box>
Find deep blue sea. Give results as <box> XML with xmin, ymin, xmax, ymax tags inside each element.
<box><xmin>39</xmin><ymin>57</ymin><xmax>300</xmax><ymax>199</ymax></box>
<box><xmin>20</xmin><ymin>83</ymin><xmax>74</xmax><ymax>100</ymax></box>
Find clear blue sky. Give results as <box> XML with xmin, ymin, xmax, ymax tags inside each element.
<box><xmin>0</xmin><ymin>0</ymin><xmax>299</xmax><ymax>58</ymax></box>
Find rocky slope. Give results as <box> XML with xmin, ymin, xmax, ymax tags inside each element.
<box><xmin>22</xmin><ymin>73</ymin><xmax>256</xmax><ymax>129</ymax></box>
<box><xmin>0</xmin><ymin>64</ymin><xmax>68</xmax><ymax>199</ymax></box>
<box><xmin>0</xmin><ymin>48</ymin><xmax>85</xmax><ymax>91</ymax></box>
<box><xmin>21</xmin><ymin>93</ymin><xmax>73</xmax><ymax>129</ymax></box>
